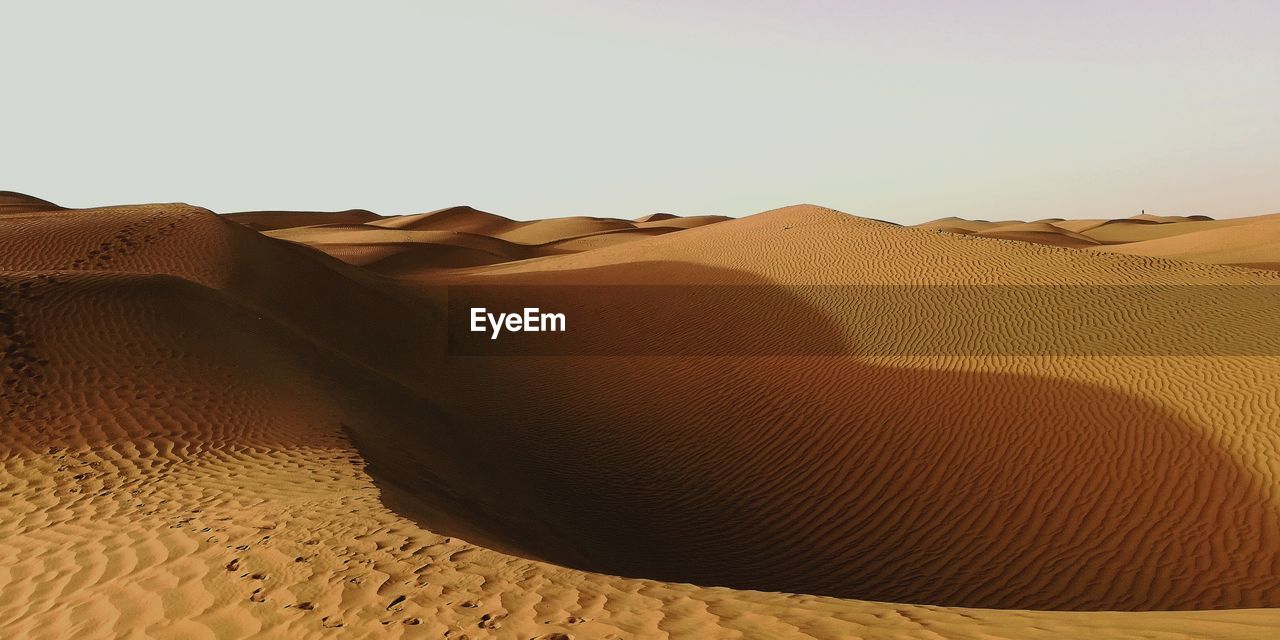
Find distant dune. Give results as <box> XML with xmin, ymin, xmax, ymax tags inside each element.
<box><xmin>2</xmin><ymin>193</ymin><xmax>1279</xmax><ymax>639</ymax></box>
<box><xmin>223</xmin><ymin>208</ymin><xmax>383</xmax><ymax>231</ymax></box>
<box><xmin>258</xmin><ymin>206</ymin><xmax>731</xmax><ymax>274</ymax></box>
<box><xmin>917</xmin><ymin>212</ymin><xmax>1280</xmax><ymax>271</ymax></box>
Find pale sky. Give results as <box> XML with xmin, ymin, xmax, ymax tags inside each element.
<box><xmin>2</xmin><ymin>1</ymin><xmax>1276</xmax><ymax>223</ymax></box>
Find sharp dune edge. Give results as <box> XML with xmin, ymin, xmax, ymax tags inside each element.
<box><xmin>3</xmin><ymin>190</ymin><xmax>1280</xmax><ymax>639</ymax></box>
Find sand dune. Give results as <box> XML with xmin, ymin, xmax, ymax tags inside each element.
<box><xmin>262</xmin><ymin>205</ymin><xmax>731</xmax><ymax>275</ymax></box>
<box><xmin>0</xmin><ymin>201</ymin><xmax>434</xmax><ymax>388</ymax></box>
<box><xmin>1088</xmin><ymin>217</ymin><xmax>1280</xmax><ymax>270</ymax></box>
<box><xmin>913</xmin><ymin>216</ymin><xmax>1013</xmax><ymax>233</ymax></box>
<box><xmin>222</xmin><ymin>208</ymin><xmax>382</xmax><ymax>231</ymax></box>
<box><xmin>3</xmin><ymin>193</ymin><xmax>1280</xmax><ymax>639</ymax></box>
<box><xmin>0</xmin><ymin>190</ymin><xmax>64</xmax><ymax>214</ymax></box>
<box><xmin>409</xmin><ymin>206</ymin><xmax>1280</xmax><ymax>611</ymax></box>
<box><xmin>970</xmin><ymin>221</ymin><xmax>1102</xmax><ymax>248</ymax></box>
<box><xmin>919</xmin><ymin>211</ymin><xmax>1280</xmax><ymax>270</ymax></box>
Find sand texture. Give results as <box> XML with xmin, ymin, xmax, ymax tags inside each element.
<box><xmin>3</xmin><ymin>196</ymin><xmax>1280</xmax><ymax>639</ymax></box>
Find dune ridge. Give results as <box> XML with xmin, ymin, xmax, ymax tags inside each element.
<box><xmin>3</xmin><ymin>193</ymin><xmax>1280</xmax><ymax>638</ymax></box>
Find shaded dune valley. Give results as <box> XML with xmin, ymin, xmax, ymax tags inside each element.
<box><xmin>3</xmin><ymin>190</ymin><xmax>1280</xmax><ymax>639</ymax></box>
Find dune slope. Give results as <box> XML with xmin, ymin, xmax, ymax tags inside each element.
<box><xmin>396</xmin><ymin>206</ymin><xmax>1280</xmax><ymax>612</ymax></box>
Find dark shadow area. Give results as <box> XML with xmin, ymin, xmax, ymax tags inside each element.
<box><xmin>352</xmin><ymin>260</ymin><xmax>1280</xmax><ymax>612</ymax></box>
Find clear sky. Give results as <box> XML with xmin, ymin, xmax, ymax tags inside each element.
<box><xmin>3</xmin><ymin>1</ymin><xmax>1276</xmax><ymax>223</ymax></box>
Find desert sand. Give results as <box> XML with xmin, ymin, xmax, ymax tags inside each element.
<box><xmin>3</xmin><ymin>190</ymin><xmax>1280</xmax><ymax>639</ymax></box>
<box><xmin>916</xmin><ymin>212</ymin><xmax>1280</xmax><ymax>269</ymax></box>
